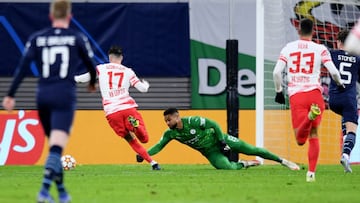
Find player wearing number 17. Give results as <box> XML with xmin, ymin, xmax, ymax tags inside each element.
<box><xmin>2</xmin><ymin>0</ymin><xmax>97</xmax><ymax>202</ymax></box>
<box><xmin>94</xmin><ymin>45</ymin><xmax>160</xmax><ymax>170</ymax></box>
<box><xmin>273</xmin><ymin>18</ymin><xmax>344</xmax><ymax>182</ymax></box>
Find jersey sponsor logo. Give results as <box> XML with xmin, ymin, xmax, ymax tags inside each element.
<box><xmin>0</xmin><ymin>111</ymin><xmax>45</xmax><ymax>165</ymax></box>
<box><xmin>108</xmin><ymin>88</ymin><xmax>126</xmax><ymax>97</ymax></box>
<box><xmin>183</xmin><ymin>136</ymin><xmax>198</xmax><ymax>145</ymax></box>
<box><xmin>290</xmin><ymin>75</ymin><xmax>310</xmax><ymax>83</ymax></box>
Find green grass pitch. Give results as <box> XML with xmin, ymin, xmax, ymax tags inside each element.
<box><xmin>0</xmin><ymin>164</ymin><xmax>359</xmax><ymax>203</ymax></box>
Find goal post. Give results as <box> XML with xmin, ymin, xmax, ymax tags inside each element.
<box><xmin>256</xmin><ymin>0</ymin><xmax>265</xmax><ymax>163</ymax></box>
<box><xmin>257</xmin><ymin>0</ymin><xmax>360</xmax><ymax>164</ymax></box>
<box><xmin>226</xmin><ymin>39</ymin><xmax>240</xmax><ymax>162</ymax></box>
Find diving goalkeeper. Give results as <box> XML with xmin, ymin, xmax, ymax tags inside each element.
<box><xmin>137</xmin><ymin>107</ymin><xmax>300</xmax><ymax>170</ymax></box>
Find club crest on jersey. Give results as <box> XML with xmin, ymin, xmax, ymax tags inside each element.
<box><xmin>190</xmin><ymin>129</ymin><xmax>196</xmax><ymax>135</ymax></box>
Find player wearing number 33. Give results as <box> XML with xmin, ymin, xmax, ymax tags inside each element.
<box><xmin>2</xmin><ymin>0</ymin><xmax>97</xmax><ymax>202</ymax></box>
<box><xmin>329</xmin><ymin>30</ymin><xmax>360</xmax><ymax>173</ymax></box>
<box><xmin>272</xmin><ymin>18</ymin><xmax>344</xmax><ymax>182</ymax></box>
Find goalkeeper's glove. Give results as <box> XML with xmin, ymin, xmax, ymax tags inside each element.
<box><xmin>275</xmin><ymin>92</ymin><xmax>285</xmax><ymax>104</ymax></box>
<box><xmin>136</xmin><ymin>154</ymin><xmax>144</xmax><ymax>163</ymax></box>
<box><xmin>219</xmin><ymin>140</ymin><xmax>231</xmax><ymax>156</ymax></box>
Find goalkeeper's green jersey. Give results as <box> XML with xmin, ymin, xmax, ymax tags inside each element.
<box><xmin>148</xmin><ymin>116</ymin><xmax>225</xmax><ymax>156</ymax></box>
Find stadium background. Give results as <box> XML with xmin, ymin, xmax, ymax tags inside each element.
<box><xmin>0</xmin><ymin>0</ymin><xmax>352</xmax><ymax>165</ymax></box>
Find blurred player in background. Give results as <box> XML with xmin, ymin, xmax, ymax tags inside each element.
<box><xmin>1</xmin><ymin>0</ymin><xmax>97</xmax><ymax>202</ymax></box>
<box><xmin>137</xmin><ymin>107</ymin><xmax>300</xmax><ymax>171</ymax></box>
<box><xmin>329</xmin><ymin>29</ymin><xmax>360</xmax><ymax>173</ymax></box>
<box><xmin>345</xmin><ymin>18</ymin><xmax>360</xmax><ymax>55</ymax></box>
<box><xmin>90</xmin><ymin>45</ymin><xmax>160</xmax><ymax>170</ymax></box>
<box><xmin>273</xmin><ymin>18</ymin><xmax>344</xmax><ymax>182</ymax></box>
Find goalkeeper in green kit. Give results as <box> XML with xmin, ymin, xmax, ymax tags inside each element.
<box><xmin>137</xmin><ymin>108</ymin><xmax>300</xmax><ymax>170</ymax></box>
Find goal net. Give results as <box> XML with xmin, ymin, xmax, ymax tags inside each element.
<box><xmin>262</xmin><ymin>0</ymin><xmax>360</xmax><ymax>164</ymax></box>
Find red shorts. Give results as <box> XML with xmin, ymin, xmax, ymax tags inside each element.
<box><xmin>289</xmin><ymin>89</ymin><xmax>325</xmax><ymax>129</ymax></box>
<box><xmin>106</xmin><ymin>108</ymin><xmax>149</xmax><ymax>143</ymax></box>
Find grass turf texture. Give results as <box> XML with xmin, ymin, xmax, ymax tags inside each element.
<box><xmin>0</xmin><ymin>164</ymin><xmax>359</xmax><ymax>203</ymax></box>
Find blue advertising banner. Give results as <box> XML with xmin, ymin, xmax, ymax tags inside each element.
<box><xmin>0</xmin><ymin>2</ymin><xmax>190</xmax><ymax>77</ymax></box>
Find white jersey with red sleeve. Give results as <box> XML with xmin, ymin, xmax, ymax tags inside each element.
<box><xmin>96</xmin><ymin>63</ymin><xmax>140</xmax><ymax>115</ymax></box>
<box><xmin>273</xmin><ymin>39</ymin><xmax>333</xmax><ymax>97</ymax></box>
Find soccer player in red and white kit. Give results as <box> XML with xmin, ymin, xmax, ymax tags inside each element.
<box><xmin>273</xmin><ymin>18</ymin><xmax>344</xmax><ymax>182</ymax></box>
<box><xmin>95</xmin><ymin>45</ymin><xmax>160</xmax><ymax>170</ymax></box>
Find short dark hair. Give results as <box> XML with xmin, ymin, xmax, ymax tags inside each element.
<box><xmin>299</xmin><ymin>18</ymin><xmax>313</xmax><ymax>36</ymax></box>
<box><xmin>337</xmin><ymin>29</ymin><xmax>349</xmax><ymax>43</ymax></box>
<box><xmin>163</xmin><ymin>107</ymin><xmax>178</xmax><ymax>116</ymax></box>
<box><xmin>108</xmin><ymin>45</ymin><xmax>122</xmax><ymax>56</ymax></box>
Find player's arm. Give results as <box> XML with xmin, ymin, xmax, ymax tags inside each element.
<box><xmin>3</xmin><ymin>40</ymin><xmax>35</xmax><ymax>111</ymax></box>
<box><xmin>201</xmin><ymin>117</ymin><xmax>231</xmax><ymax>154</ymax></box>
<box><xmin>134</xmin><ymin>79</ymin><xmax>150</xmax><ymax>93</ymax></box>
<box><xmin>7</xmin><ymin>54</ymin><xmax>32</xmax><ymax>98</ymax></box>
<box><xmin>129</xmin><ymin>69</ymin><xmax>150</xmax><ymax>93</ymax></box>
<box><xmin>201</xmin><ymin>118</ymin><xmax>226</xmax><ymax>141</ymax></box>
<box><xmin>77</xmin><ymin>34</ymin><xmax>97</xmax><ymax>91</ymax></box>
<box><xmin>273</xmin><ymin>60</ymin><xmax>286</xmax><ymax>93</ymax></box>
<box><xmin>324</xmin><ymin>61</ymin><xmax>343</xmax><ymax>85</ymax></box>
<box><xmin>74</xmin><ymin>72</ymin><xmax>91</xmax><ymax>83</ymax></box>
<box><xmin>320</xmin><ymin>47</ymin><xmax>343</xmax><ymax>87</ymax></box>
<box><xmin>147</xmin><ymin>131</ymin><xmax>172</xmax><ymax>156</ymax></box>
<box><xmin>273</xmin><ymin>54</ymin><xmax>287</xmax><ymax>104</ymax></box>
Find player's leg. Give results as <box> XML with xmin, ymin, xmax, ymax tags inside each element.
<box><xmin>328</xmin><ymin>93</ymin><xmax>355</xmax><ymax>172</ymax></box>
<box><xmin>124</xmin><ymin>132</ymin><xmax>160</xmax><ymax>170</ymax></box>
<box><xmin>296</xmin><ymin>103</ymin><xmax>321</xmax><ymax>143</ymax></box>
<box><xmin>36</xmin><ymin>106</ymin><xmax>55</xmax><ymax>202</ymax></box>
<box><xmin>341</xmin><ymin>122</ymin><xmax>356</xmax><ymax>173</ymax></box>
<box><xmin>226</xmin><ymin>135</ymin><xmax>280</xmax><ymax>162</ymax></box>
<box><xmin>39</xmin><ymin>109</ymin><xmax>74</xmax><ymax>203</ymax></box>
<box><xmin>303</xmin><ymin>91</ymin><xmax>324</xmax><ymax>182</ymax></box>
<box><xmin>37</xmin><ymin>131</ymin><xmax>69</xmax><ymax>203</ymax></box>
<box><xmin>49</xmin><ymin>130</ymin><xmax>71</xmax><ymax>202</ymax></box>
<box><xmin>341</xmin><ymin>98</ymin><xmax>358</xmax><ymax>172</ymax></box>
<box><xmin>290</xmin><ymin>90</ymin><xmax>324</xmax><ymax>145</ymax></box>
<box><xmin>225</xmin><ymin>135</ymin><xmax>299</xmax><ymax>170</ymax></box>
<box><xmin>123</xmin><ymin>110</ymin><xmax>158</xmax><ymax>168</ymax></box>
<box><xmin>126</xmin><ymin>108</ymin><xmax>149</xmax><ymax>143</ymax></box>
<box><xmin>340</xmin><ymin>111</ymin><xmax>358</xmax><ymax>173</ymax></box>
<box><xmin>307</xmin><ymin>127</ymin><xmax>319</xmax><ymax>182</ymax></box>
<box><xmin>206</xmin><ymin>151</ymin><xmax>244</xmax><ymax>170</ymax></box>
<box><xmin>106</xmin><ymin>111</ymin><xmax>160</xmax><ymax>170</ymax></box>
<box><xmin>289</xmin><ymin>93</ymin><xmax>310</xmax><ymax>145</ymax></box>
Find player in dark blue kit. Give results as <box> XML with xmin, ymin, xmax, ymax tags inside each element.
<box><xmin>2</xmin><ymin>0</ymin><xmax>97</xmax><ymax>202</ymax></box>
<box><xmin>329</xmin><ymin>29</ymin><xmax>360</xmax><ymax>173</ymax></box>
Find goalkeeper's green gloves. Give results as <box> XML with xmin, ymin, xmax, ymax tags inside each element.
<box><xmin>219</xmin><ymin>140</ymin><xmax>231</xmax><ymax>156</ymax></box>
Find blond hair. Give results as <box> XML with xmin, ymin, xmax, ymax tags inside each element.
<box><xmin>50</xmin><ymin>0</ymin><xmax>71</xmax><ymax>19</ymax></box>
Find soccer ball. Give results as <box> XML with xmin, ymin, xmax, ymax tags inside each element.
<box><xmin>61</xmin><ymin>155</ymin><xmax>76</xmax><ymax>171</ymax></box>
